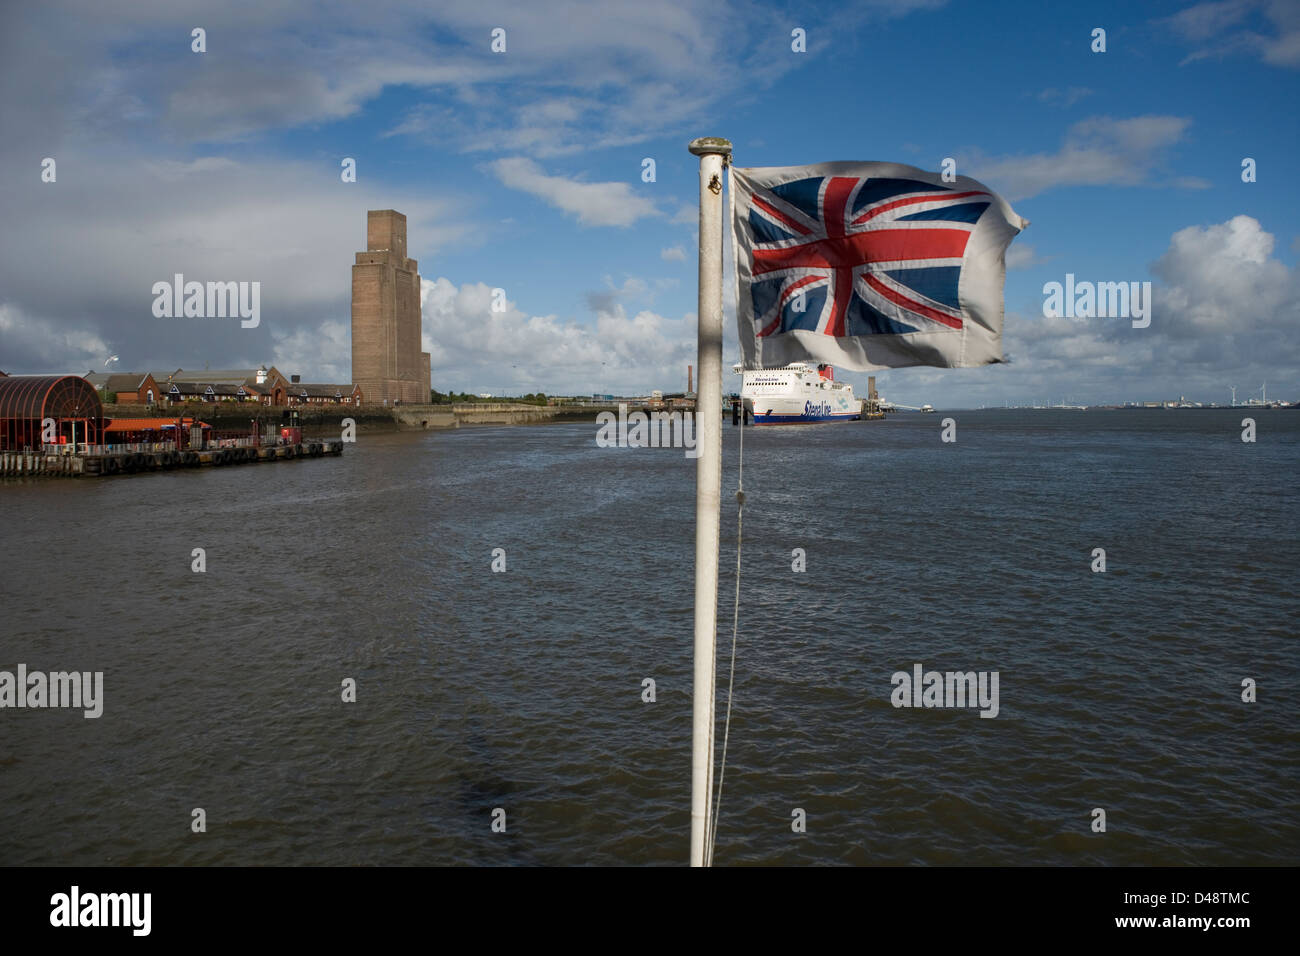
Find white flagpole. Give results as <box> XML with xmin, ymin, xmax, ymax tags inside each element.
<box><xmin>688</xmin><ymin>136</ymin><xmax>731</xmax><ymax>867</ymax></box>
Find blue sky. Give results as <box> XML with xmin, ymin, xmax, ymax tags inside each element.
<box><xmin>2</xmin><ymin>0</ymin><xmax>1297</xmax><ymax>406</ymax></box>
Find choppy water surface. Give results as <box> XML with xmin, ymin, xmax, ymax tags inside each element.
<box><xmin>1</xmin><ymin>409</ymin><xmax>1297</xmax><ymax>865</ymax></box>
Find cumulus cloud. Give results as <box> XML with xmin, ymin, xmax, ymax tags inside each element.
<box><xmin>858</xmin><ymin>214</ymin><xmax>1299</xmax><ymax>408</ymax></box>
<box><xmin>270</xmin><ymin>320</ymin><xmax>352</xmax><ymax>385</ymax></box>
<box><xmin>489</xmin><ymin>158</ymin><xmax>659</xmax><ymax>227</ymax></box>
<box><xmin>407</xmin><ymin>215</ymin><xmax>1296</xmax><ymax>404</ymax></box>
<box><xmin>1018</xmin><ymin>216</ymin><xmax>1295</xmax><ymax>394</ymax></box>
<box><xmin>1151</xmin><ymin>214</ymin><xmax>1296</xmax><ymax>336</ymax></box>
<box><xmin>420</xmin><ymin>277</ymin><xmax>696</xmax><ymax>394</ymax></box>
<box><xmin>661</xmin><ymin>245</ymin><xmax>687</xmax><ymax>262</ymax></box>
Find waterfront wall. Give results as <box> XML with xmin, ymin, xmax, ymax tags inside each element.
<box><xmin>103</xmin><ymin>402</ymin><xmax>599</xmax><ymax>434</ymax></box>
<box><xmin>401</xmin><ymin>403</ymin><xmax>599</xmax><ymax>428</ymax></box>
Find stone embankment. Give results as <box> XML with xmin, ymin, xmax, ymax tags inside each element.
<box><xmin>105</xmin><ymin>402</ymin><xmax>600</xmax><ymax>434</ymax></box>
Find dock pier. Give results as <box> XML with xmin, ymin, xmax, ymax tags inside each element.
<box><xmin>1</xmin><ymin>440</ymin><xmax>343</xmax><ymax>479</ymax></box>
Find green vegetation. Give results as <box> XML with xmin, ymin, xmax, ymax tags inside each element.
<box><xmin>430</xmin><ymin>390</ymin><xmax>550</xmax><ymax>406</ymax></box>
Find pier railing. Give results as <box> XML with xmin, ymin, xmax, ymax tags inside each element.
<box><xmin>6</xmin><ymin>436</ymin><xmax>343</xmax><ymax>478</ymax></box>
<box><xmin>46</xmin><ymin>441</ymin><xmax>179</xmax><ymax>456</ymax></box>
<box><xmin>41</xmin><ymin>436</ymin><xmax>270</xmax><ymax>457</ymax></box>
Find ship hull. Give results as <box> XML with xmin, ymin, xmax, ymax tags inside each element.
<box><xmin>740</xmin><ymin>363</ymin><xmax>859</xmax><ymax>425</ymax></box>
<box><xmin>750</xmin><ymin>407</ymin><xmax>860</xmax><ymax>425</ymax></box>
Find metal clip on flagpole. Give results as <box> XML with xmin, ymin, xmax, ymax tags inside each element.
<box><xmin>688</xmin><ymin>136</ymin><xmax>731</xmax><ymax>868</ymax></box>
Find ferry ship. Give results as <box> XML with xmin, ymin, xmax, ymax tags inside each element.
<box><xmin>736</xmin><ymin>362</ymin><xmax>859</xmax><ymax>424</ymax></box>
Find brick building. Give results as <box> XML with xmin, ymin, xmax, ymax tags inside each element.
<box><xmin>154</xmin><ymin>366</ymin><xmax>291</xmax><ymax>406</ymax></box>
<box><xmin>352</xmin><ymin>210</ymin><xmax>432</xmax><ymax>405</ymax></box>
<box><xmin>287</xmin><ymin>384</ymin><xmax>365</xmax><ymax>406</ymax></box>
<box><xmin>84</xmin><ymin>372</ymin><xmax>161</xmax><ymax>404</ymax></box>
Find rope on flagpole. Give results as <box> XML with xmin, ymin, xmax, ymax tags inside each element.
<box><xmin>707</xmin><ymin>399</ymin><xmax>744</xmax><ymax>866</ymax></box>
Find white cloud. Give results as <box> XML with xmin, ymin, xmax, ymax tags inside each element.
<box><xmin>671</xmin><ymin>204</ymin><xmax>699</xmax><ymax>226</ymax></box>
<box><xmin>585</xmin><ymin>277</ymin><xmax>651</xmax><ymax>314</ymax></box>
<box><xmin>994</xmin><ymin>216</ymin><xmax>1298</xmax><ymax>398</ymax></box>
<box><xmin>420</xmin><ymin>277</ymin><xmax>696</xmax><ymax>394</ymax></box>
<box><xmin>489</xmin><ymin>158</ymin><xmax>659</xmax><ymax>227</ymax></box>
<box><xmin>971</xmin><ymin>115</ymin><xmax>1195</xmax><ymax>200</ymax></box>
<box><xmin>0</xmin><ymin>147</ymin><xmax>473</xmax><ymax>376</ymax></box>
<box><xmin>1151</xmin><ymin>214</ymin><xmax>1295</xmax><ymax>335</ymax></box>
<box><xmin>1036</xmin><ymin>87</ymin><xmax>1093</xmax><ymax>107</ymax></box>
<box><xmin>1005</xmin><ymin>244</ymin><xmax>1048</xmax><ymax>270</ymax></box>
<box><xmin>661</xmin><ymin>246</ymin><xmax>687</xmax><ymax>262</ymax></box>
<box><xmin>1161</xmin><ymin>0</ymin><xmax>1300</xmax><ymax>69</ymax></box>
<box><xmin>800</xmin><ymin>215</ymin><xmax>1300</xmax><ymax>407</ymax></box>
<box><xmin>8</xmin><ymin>1</ymin><xmax>917</xmax><ymax>157</ymax></box>
<box><xmin>1164</xmin><ymin>0</ymin><xmax>1255</xmax><ymax>40</ymax></box>
<box><xmin>270</xmin><ymin>320</ymin><xmax>352</xmax><ymax>385</ymax></box>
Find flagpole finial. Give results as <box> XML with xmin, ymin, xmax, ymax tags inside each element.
<box><xmin>688</xmin><ymin>137</ymin><xmax>732</xmax><ymax>158</ymax></box>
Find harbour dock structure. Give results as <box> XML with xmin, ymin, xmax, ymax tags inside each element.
<box><xmin>2</xmin><ymin>440</ymin><xmax>343</xmax><ymax>477</ymax></box>
<box><xmin>0</xmin><ymin>374</ymin><xmax>342</xmax><ymax>479</ymax></box>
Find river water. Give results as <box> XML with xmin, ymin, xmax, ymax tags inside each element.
<box><xmin>1</xmin><ymin>409</ymin><xmax>1296</xmax><ymax>865</ymax></box>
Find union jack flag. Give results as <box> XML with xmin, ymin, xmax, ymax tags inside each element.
<box><xmin>732</xmin><ymin>162</ymin><xmax>1027</xmax><ymax>371</ymax></box>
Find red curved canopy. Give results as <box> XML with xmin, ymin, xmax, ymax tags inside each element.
<box><xmin>0</xmin><ymin>375</ymin><xmax>103</xmax><ymax>420</ymax></box>
<box><xmin>0</xmin><ymin>375</ymin><xmax>104</xmax><ymax>449</ymax></box>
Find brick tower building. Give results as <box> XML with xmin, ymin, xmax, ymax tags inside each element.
<box><xmin>351</xmin><ymin>210</ymin><xmax>432</xmax><ymax>404</ymax></box>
